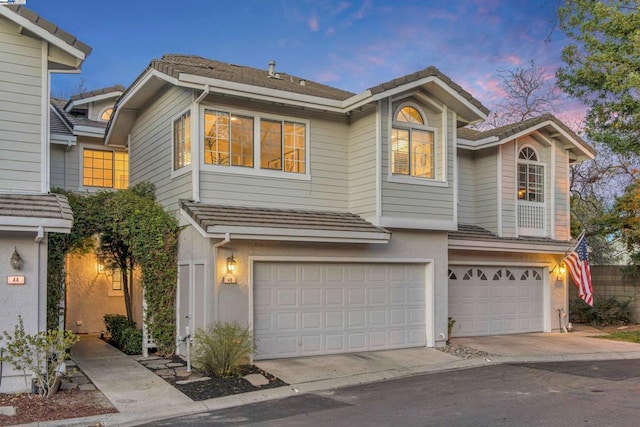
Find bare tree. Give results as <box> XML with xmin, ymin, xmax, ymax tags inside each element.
<box><xmin>478</xmin><ymin>60</ymin><xmax>561</xmax><ymax>130</ymax></box>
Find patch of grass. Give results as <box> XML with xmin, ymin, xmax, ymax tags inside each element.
<box><xmin>598</xmin><ymin>330</ymin><xmax>640</xmax><ymax>343</ymax></box>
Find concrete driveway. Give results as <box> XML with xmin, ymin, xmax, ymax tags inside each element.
<box><xmin>256</xmin><ymin>325</ymin><xmax>640</xmax><ymax>394</ymax></box>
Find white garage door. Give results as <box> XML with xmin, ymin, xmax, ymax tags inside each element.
<box><xmin>253</xmin><ymin>262</ymin><xmax>428</xmax><ymax>360</ymax></box>
<box><xmin>448</xmin><ymin>266</ymin><xmax>544</xmax><ymax>337</ymax></box>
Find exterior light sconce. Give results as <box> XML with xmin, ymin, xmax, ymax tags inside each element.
<box><xmin>557</xmin><ymin>263</ymin><xmax>566</xmax><ymax>281</ymax></box>
<box><xmin>10</xmin><ymin>247</ymin><xmax>23</xmax><ymax>271</ymax></box>
<box><xmin>224</xmin><ymin>254</ymin><xmax>238</xmax><ymax>284</ymax></box>
<box><xmin>97</xmin><ymin>261</ymin><xmax>106</xmax><ymax>275</ymax></box>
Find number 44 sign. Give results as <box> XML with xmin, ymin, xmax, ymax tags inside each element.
<box><xmin>7</xmin><ymin>276</ymin><xmax>25</xmax><ymax>285</ymax></box>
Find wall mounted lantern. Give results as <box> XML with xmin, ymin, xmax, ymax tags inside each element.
<box><xmin>557</xmin><ymin>263</ymin><xmax>566</xmax><ymax>281</ymax></box>
<box><xmin>10</xmin><ymin>247</ymin><xmax>23</xmax><ymax>271</ymax></box>
<box><xmin>224</xmin><ymin>254</ymin><xmax>238</xmax><ymax>284</ymax></box>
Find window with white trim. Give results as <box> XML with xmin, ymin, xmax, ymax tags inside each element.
<box><xmin>199</xmin><ymin>107</ymin><xmax>307</xmax><ymax>175</ymax></box>
<box><xmin>100</xmin><ymin>108</ymin><xmax>113</xmax><ymax>122</ymax></box>
<box><xmin>517</xmin><ymin>147</ymin><xmax>544</xmax><ymax>202</ymax></box>
<box><xmin>391</xmin><ymin>105</ymin><xmax>435</xmax><ymax>179</ymax></box>
<box><xmin>204</xmin><ymin>110</ymin><xmax>254</xmax><ymax>167</ymax></box>
<box><xmin>83</xmin><ymin>149</ymin><xmax>128</xmax><ymax>189</ymax></box>
<box><xmin>173</xmin><ymin>111</ymin><xmax>191</xmax><ymax>170</ymax></box>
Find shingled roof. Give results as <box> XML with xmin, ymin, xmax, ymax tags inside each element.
<box><xmin>368</xmin><ymin>66</ymin><xmax>490</xmax><ymax>116</ymax></box>
<box><xmin>51</xmin><ymin>98</ymin><xmax>107</xmax><ymax>130</ymax></box>
<box><xmin>449</xmin><ymin>224</ymin><xmax>573</xmax><ymax>252</ymax></box>
<box><xmin>150</xmin><ymin>55</ymin><xmax>356</xmax><ymax>101</ymax></box>
<box><xmin>5</xmin><ymin>5</ymin><xmax>92</xmax><ymax>58</ymax></box>
<box><xmin>69</xmin><ymin>84</ymin><xmax>125</xmax><ymax>102</ymax></box>
<box><xmin>180</xmin><ymin>201</ymin><xmax>390</xmax><ymax>243</ymax></box>
<box><xmin>457</xmin><ymin>113</ymin><xmax>595</xmax><ymax>156</ymax></box>
<box><xmin>0</xmin><ymin>193</ymin><xmax>73</xmax><ymax>232</ymax></box>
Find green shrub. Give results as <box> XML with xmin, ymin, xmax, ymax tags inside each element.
<box><xmin>192</xmin><ymin>321</ymin><xmax>254</xmax><ymax>378</ymax></box>
<box><xmin>569</xmin><ymin>297</ymin><xmax>632</xmax><ymax>326</ymax></box>
<box><xmin>0</xmin><ymin>316</ymin><xmax>79</xmax><ymax>397</ymax></box>
<box><xmin>104</xmin><ymin>314</ymin><xmax>135</xmax><ymax>344</ymax></box>
<box><xmin>120</xmin><ymin>327</ymin><xmax>143</xmax><ymax>355</ymax></box>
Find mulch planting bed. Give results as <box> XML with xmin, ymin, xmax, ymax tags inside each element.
<box><xmin>137</xmin><ymin>355</ymin><xmax>288</xmax><ymax>401</ymax></box>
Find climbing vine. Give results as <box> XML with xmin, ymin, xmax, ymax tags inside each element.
<box><xmin>48</xmin><ymin>183</ymin><xmax>180</xmax><ymax>355</ymax></box>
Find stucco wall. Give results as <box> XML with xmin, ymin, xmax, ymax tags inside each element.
<box><xmin>176</xmin><ymin>229</ymin><xmax>450</xmax><ymax>350</ymax></box>
<box><xmin>0</xmin><ymin>232</ymin><xmax>47</xmax><ymax>393</ymax></box>
<box><xmin>65</xmin><ymin>251</ymin><xmax>142</xmax><ymax>334</ymax></box>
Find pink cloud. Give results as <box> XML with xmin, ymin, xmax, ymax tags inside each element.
<box><xmin>308</xmin><ymin>15</ymin><xmax>319</xmax><ymax>31</ymax></box>
<box><xmin>367</xmin><ymin>55</ymin><xmax>386</xmax><ymax>65</ymax></box>
<box><xmin>315</xmin><ymin>70</ymin><xmax>341</xmax><ymax>83</ymax></box>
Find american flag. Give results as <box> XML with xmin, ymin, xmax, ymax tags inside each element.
<box><xmin>565</xmin><ymin>235</ymin><xmax>593</xmax><ymax>306</ymax></box>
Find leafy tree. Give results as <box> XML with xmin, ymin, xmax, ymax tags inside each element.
<box><xmin>556</xmin><ymin>0</ymin><xmax>640</xmax><ymax>155</ymax></box>
<box><xmin>606</xmin><ymin>180</ymin><xmax>640</xmax><ymax>265</ymax></box>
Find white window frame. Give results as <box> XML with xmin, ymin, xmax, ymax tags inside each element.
<box><xmin>387</xmin><ymin>102</ymin><xmax>445</xmax><ymax>187</ymax></box>
<box><xmin>79</xmin><ymin>146</ymin><xmax>129</xmax><ymax>191</ymax></box>
<box><xmin>517</xmin><ymin>144</ymin><xmax>546</xmax><ymax>237</ymax></box>
<box><xmin>199</xmin><ymin>105</ymin><xmax>311</xmax><ymax>181</ymax></box>
<box><xmin>517</xmin><ymin>145</ymin><xmax>545</xmax><ymax>203</ymax></box>
<box><xmin>97</xmin><ymin>106</ymin><xmax>114</xmax><ymax>122</ymax></box>
<box><xmin>171</xmin><ymin>108</ymin><xmax>193</xmax><ymax>177</ymax></box>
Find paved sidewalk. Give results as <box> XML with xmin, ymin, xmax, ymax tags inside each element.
<box><xmin>24</xmin><ymin>329</ymin><xmax>640</xmax><ymax>426</ymax></box>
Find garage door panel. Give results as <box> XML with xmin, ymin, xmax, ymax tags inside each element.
<box><xmin>254</xmin><ymin>262</ymin><xmax>427</xmax><ymax>359</ymax></box>
<box><xmin>449</xmin><ymin>265</ymin><xmax>544</xmax><ymax>337</ymax></box>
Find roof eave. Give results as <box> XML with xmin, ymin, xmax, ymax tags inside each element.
<box><xmin>0</xmin><ymin>6</ymin><xmax>87</xmax><ymax>65</ymax></box>
<box><xmin>66</xmin><ymin>92</ymin><xmax>123</xmax><ymax>110</ymax></box>
<box><xmin>347</xmin><ymin>76</ymin><xmax>488</xmax><ymax>123</ymax></box>
<box><xmin>449</xmin><ymin>237</ymin><xmax>571</xmax><ymax>254</ymax></box>
<box><xmin>0</xmin><ymin>217</ymin><xmax>72</xmax><ymax>234</ymax></box>
<box><xmin>178</xmin><ymin>73</ymin><xmax>346</xmax><ymax>112</ymax></box>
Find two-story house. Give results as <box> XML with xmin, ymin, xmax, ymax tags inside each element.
<box><xmin>49</xmin><ymin>86</ymin><xmax>142</xmax><ymax>335</ymax></box>
<box><xmin>105</xmin><ymin>54</ymin><xmax>593</xmax><ymax>360</ymax></box>
<box><xmin>0</xmin><ymin>5</ymin><xmax>90</xmax><ymax>392</ymax></box>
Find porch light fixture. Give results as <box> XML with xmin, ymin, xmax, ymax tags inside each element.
<box><xmin>97</xmin><ymin>261</ymin><xmax>106</xmax><ymax>274</ymax></box>
<box><xmin>10</xmin><ymin>247</ymin><xmax>23</xmax><ymax>271</ymax></box>
<box><xmin>226</xmin><ymin>254</ymin><xmax>236</xmax><ymax>274</ymax></box>
<box><xmin>557</xmin><ymin>263</ymin><xmax>566</xmax><ymax>280</ymax></box>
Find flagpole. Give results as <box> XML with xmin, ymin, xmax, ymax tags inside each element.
<box><xmin>551</xmin><ymin>230</ymin><xmax>586</xmax><ymax>274</ymax></box>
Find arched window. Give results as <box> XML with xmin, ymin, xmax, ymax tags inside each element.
<box><xmin>391</xmin><ymin>105</ymin><xmax>434</xmax><ymax>178</ymax></box>
<box><xmin>517</xmin><ymin>146</ymin><xmax>544</xmax><ymax>202</ymax></box>
<box><xmin>100</xmin><ymin>108</ymin><xmax>113</xmax><ymax>121</ymax></box>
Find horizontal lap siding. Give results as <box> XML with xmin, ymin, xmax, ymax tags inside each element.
<box><xmin>199</xmin><ymin>115</ymin><xmax>349</xmax><ymax>211</ymax></box>
<box><xmin>474</xmin><ymin>147</ymin><xmax>498</xmax><ymax>233</ymax></box>
<box><xmin>130</xmin><ymin>86</ymin><xmax>193</xmax><ymax>212</ymax></box>
<box><xmin>500</xmin><ymin>142</ymin><xmax>517</xmax><ymax>237</ymax></box>
<box><xmin>381</xmin><ymin>101</ymin><xmax>454</xmax><ymax>221</ymax></box>
<box><xmin>457</xmin><ymin>150</ymin><xmax>475</xmax><ymax>224</ymax></box>
<box><xmin>348</xmin><ymin>111</ymin><xmax>376</xmax><ymax>218</ymax></box>
<box><xmin>554</xmin><ymin>145</ymin><xmax>570</xmax><ymax>240</ymax></box>
<box><xmin>0</xmin><ymin>18</ymin><xmax>42</xmax><ymax>192</ymax></box>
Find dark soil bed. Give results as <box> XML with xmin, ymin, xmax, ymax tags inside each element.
<box><xmin>139</xmin><ymin>355</ymin><xmax>288</xmax><ymax>401</ymax></box>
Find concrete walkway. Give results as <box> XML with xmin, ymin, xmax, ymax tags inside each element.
<box><xmin>25</xmin><ymin>329</ymin><xmax>640</xmax><ymax>426</ymax></box>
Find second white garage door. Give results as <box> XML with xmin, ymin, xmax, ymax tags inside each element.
<box><xmin>253</xmin><ymin>262</ymin><xmax>428</xmax><ymax>360</ymax></box>
<box><xmin>448</xmin><ymin>266</ymin><xmax>544</xmax><ymax>337</ymax></box>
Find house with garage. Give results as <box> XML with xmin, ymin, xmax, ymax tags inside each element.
<box><xmin>49</xmin><ymin>86</ymin><xmax>143</xmax><ymax>335</ymax></box>
<box><xmin>105</xmin><ymin>54</ymin><xmax>593</xmax><ymax>360</ymax></box>
<box><xmin>0</xmin><ymin>5</ymin><xmax>90</xmax><ymax>392</ymax></box>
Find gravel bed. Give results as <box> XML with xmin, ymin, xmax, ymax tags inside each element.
<box><xmin>436</xmin><ymin>344</ymin><xmax>493</xmax><ymax>359</ymax></box>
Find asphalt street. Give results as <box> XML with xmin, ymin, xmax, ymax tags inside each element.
<box><xmin>140</xmin><ymin>359</ymin><xmax>640</xmax><ymax>426</ymax></box>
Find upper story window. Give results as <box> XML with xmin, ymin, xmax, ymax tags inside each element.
<box><xmin>83</xmin><ymin>149</ymin><xmax>128</xmax><ymax>189</ymax></box>
<box><xmin>173</xmin><ymin>111</ymin><xmax>191</xmax><ymax>170</ymax></box>
<box><xmin>199</xmin><ymin>107</ymin><xmax>307</xmax><ymax>176</ymax></box>
<box><xmin>100</xmin><ymin>108</ymin><xmax>113</xmax><ymax>122</ymax></box>
<box><xmin>391</xmin><ymin>105</ymin><xmax>435</xmax><ymax>179</ymax></box>
<box><xmin>261</xmin><ymin>120</ymin><xmax>306</xmax><ymax>173</ymax></box>
<box><xmin>517</xmin><ymin>147</ymin><xmax>544</xmax><ymax>202</ymax></box>
<box><xmin>204</xmin><ymin>110</ymin><xmax>254</xmax><ymax>167</ymax></box>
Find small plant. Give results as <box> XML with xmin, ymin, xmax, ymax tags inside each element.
<box><xmin>120</xmin><ymin>327</ymin><xmax>143</xmax><ymax>355</ymax></box>
<box><xmin>0</xmin><ymin>316</ymin><xmax>79</xmax><ymax>397</ymax></box>
<box><xmin>192</xmin><ymin>321</ymin><xmax>254</xmax><ymax>378</ymax></box>
<box><xmin>104</xmin><ymin>314</ymin><xmax>135</xmax><ymax>344</ymax></box>
<box><xmin>447</xmin><ymin>317</ymin><xmax>456</xmax><ymax>345</ymax></box>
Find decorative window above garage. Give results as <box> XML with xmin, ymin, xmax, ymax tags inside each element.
<box><xmin>517</xmin><ymin>146</ymin><xmax>546</xmax><ymax>237</ymax></box>
<box><xmin>391</xmin><ymin>105</ymin><xmax>435</xmax><ymax>179</ymax></box>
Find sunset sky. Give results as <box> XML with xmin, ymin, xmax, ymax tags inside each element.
<box><xmin>25</xmin><ymin>0</ymin><xmax>585</xmax><ymax>121</ymax></box>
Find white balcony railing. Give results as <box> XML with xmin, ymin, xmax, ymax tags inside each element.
<box><xmin>518</xmin><ymin>201</ymin><xmax>546</xmax><ymax>237</ymax></box>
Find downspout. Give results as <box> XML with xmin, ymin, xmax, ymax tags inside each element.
<box><xmin>35</xmin><ymin>226</ymin><xmax>45</xmax><ymax>332</ymax></box>
<box><xmin>192</xmin><ymin>85</ymin><xmax>210</xmax><ymax>203</ymax></box>
<box><xmin>212</xmin><ymin>232</ymin><xmax>231</xmax><ymax>324</ymax></box>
